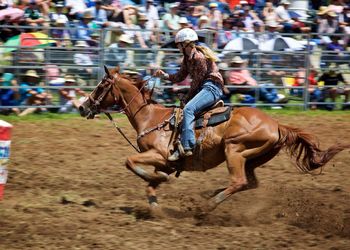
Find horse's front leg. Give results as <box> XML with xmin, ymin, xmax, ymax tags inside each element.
<box><xmin>125</xmin><ymin>149</ymin><xmax>172</xmax><ymax>207</ymax></box>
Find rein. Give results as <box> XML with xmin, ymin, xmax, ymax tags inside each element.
<box><xmin>104</xmin><ymin>112</ymin><xmax>141</xmax><ymax>153</ymax></box>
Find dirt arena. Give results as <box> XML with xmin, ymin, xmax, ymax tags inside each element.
<box><xmin>1</xmin><ymin>112</ymin><xmax>350</xmax><ymax>250</ymax></box>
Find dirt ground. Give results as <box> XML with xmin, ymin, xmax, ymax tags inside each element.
<box><xmin>0</xmin><ymin>112</ymin><xmax>350</xmax><ymax>250</ymax></box>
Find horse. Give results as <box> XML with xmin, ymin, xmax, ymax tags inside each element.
<box><xmin>79</xmin><ymin>66</ymin><xmax>349</xmax><ymax>212</ymax></box>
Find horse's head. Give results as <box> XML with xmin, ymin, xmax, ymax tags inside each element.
<box><xmin>79</xmin><ymin>65</ymin><xmax>122</xmax><ymax>119</ymax></box>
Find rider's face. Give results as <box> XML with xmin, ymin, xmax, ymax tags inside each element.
<box><xmin>177</xmin><ymin>42</ymin><xmax>192</xmax><ymax>55</ymax></box>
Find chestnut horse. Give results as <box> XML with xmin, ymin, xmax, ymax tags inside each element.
<box><xmin>79</xmin><ymin>66</ymin><xmax>349</xmax><ymax>212</ymax></box>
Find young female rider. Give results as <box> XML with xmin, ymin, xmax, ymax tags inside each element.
<box><xmin>154</xmin><ymin>28</ymin><xmax>224</xmax><ymax>161</ymax></box>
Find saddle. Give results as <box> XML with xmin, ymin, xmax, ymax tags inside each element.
<box><xmin>170</xmin><ymin>100</ymin><xmax>232</xmax><ymax>130</ymax></box>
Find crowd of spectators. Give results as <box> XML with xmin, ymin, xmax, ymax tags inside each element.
<box><xmin>1</xmin><ymin>0</ymin><xmax>350</xmax><ymax>114</ymax></box>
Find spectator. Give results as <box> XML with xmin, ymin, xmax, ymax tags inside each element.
<box><xmin>50</xmin><ymin>19</ymin><xmax>71</xmax><ymax>47</ymax></box>
<box><xmin>76</xmin><ymin>11</ymin><xmax>95</xmax><ymax>40</ymax></box>
<box><xmin>275</xmin><ymin>0</ymin><xmax>294</xmax><ymax>32</ymax></box>
<box><xmin>292</xmin><ymin>67</ymin><xmax>323</xmax><ymax>110</ymax></box>
<box><xmin>317</xmin><ymin>11</ymin><xmax>339</xmax><ymax>44</ymax></box>
<box><xmin>241</xmin><ymin>5</ymin><xmax>261</xmax><ymax>32</ymax></box>
<box><xmin>139</xmin><ymin>0</ymin><xmax>159</xmax><ymax>29</ymax></box>
<box><xmin>23</xmin><ymin>1</ymin><xmax>46</xmax><ymax>27</ymax></box>
<box><xmin>324</xmin><ymin>35</ymin><xmax>347</xmax><ymax>65</ymax></box>
<box><xmin>215</xmin><ymin>18</ymin><xmax>235</xmax><ymax>49</ymax></box>
<box><xmin>124</xmin><ymin>12</ymin><xmax>149</xmax><ymax>48</ymax></box>
<box><xmin>73</xmin><ymin>40</ymin><xmax>97</xmax><ymax>80</ymax></box>
<box><xmin>0</xmin><ymin>72</ymin><xmax>20</xmax><ymax>115</ymax></box>
<box><xmin>179</xmin><ymin>16</ymin><xmax>191</xmax><ymax>29</ymax></box>
<box><xmin>197</xmin><ymin>15</ymin><xmax>210</xmax><ymax>29</ymax></box>
<box><xmin>65</xmin><ymin>0</ymin><xmax>87</xmax><ymax>20</ymax></box>
<box><xmin>87</xmin><ymin>0</ymin><xmax>108</xmax><ymax>28</ymax></box>
<box><xmin>143</xmin><ymin>64</ymin><xmax>164</xmax><ymax>103</ymax></box>
<box><xmin>48</xmin><ymin>2</ymin><xmax>69</xmax><ymax>25</ymax></box>
<box><xmin>59</xmin><ymin>75</ymin><xmax>87</xmax><ymax>113</ymax></box>
<box><xmin>318</xmin><ymin>65</ymin><xmax>350</xmax><ymax>110</ymax></box>
<box><xmin>0</xmin><ymin>0</ymin><xmax>24</xmax><ymax>23</ymax></box>
<box><xmin>18</xmin><ymin>70</ymin><xmax>52</xmax><ymax>116</ymax></box>
<box><xmin>105</xmin><ymin>34</ymin><xmax>135</xmax><ymax>68</ymax></box>
<box><xmin>224</xmin><ymin>56</ymin><xmax>288</xmax><ymax>105</ymax></box>
<box><xmin>207</xmin><ymin>2</ymin><xmax>223</xmax><ymax>30</ymax></box>
<box><xmin>262</xmin><ymin>1</ymin><xmax>278</xmax><ymax>24</ymax></box>
<box><xmin>162</xmin><ymin>2</ymin><xmax>180</xmax><ymax>32</ymax></box>
<box><xmin>185</xmin><ymin>5</ymin><xmax>200</xmax><ymax>28</ymax></box>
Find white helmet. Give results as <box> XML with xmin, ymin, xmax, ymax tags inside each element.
<box><xmin>175</xmin><ymin>28</ymin><xmax>198</xmax><ymax>43</ymax></box>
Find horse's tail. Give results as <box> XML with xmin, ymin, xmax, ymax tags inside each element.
<box><xmin>277</xmin><ymin>124</ymin><xmax>350</xmax><ymax>173</ymax></box>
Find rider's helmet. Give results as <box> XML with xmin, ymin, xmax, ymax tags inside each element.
<box><xmin>175</xmin><ymin>28</ymin><xmax>198</xmax><ymax>44</ymax></box>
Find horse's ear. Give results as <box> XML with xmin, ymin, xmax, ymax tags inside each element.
<box><xmin>115</xmin><ymin>66</ymin><xmax>120</xmax><ymax>73</ymax></box>
<box><xmin>104</xmin><ymin>65</ymin><xmax>110</xmax><ymax>76</ymax></box>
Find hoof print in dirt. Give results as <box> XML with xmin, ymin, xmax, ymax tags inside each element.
<box><xmin>82</xmin><ymin>199</ymin><xmax>97</xmax><ymax>207</ymax></box>
<box><xmin>60</xmin><ymin>196</ymin><xmax>76</xmax><ymax>205</ymax></box>
<box><xmin>119</xmin><ymin>206</ymin><xmax>154</xmax><ymax>220</ymax></box>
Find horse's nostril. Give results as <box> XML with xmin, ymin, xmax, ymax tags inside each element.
<box><xmin>79</xmin><ymin>106</ymin><xmax>85</xmax><ymax>114</ymax></box>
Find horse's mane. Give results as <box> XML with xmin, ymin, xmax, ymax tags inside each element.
<box><xmin>110</xmin><ymin>66</ymin><xmax>158</xmax><ymax>104</ymax></box>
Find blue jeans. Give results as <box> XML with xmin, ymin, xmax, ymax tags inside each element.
<box><xmin>181</xmin><ymin>81</ymin><xmax>223</xmax><ymax>150</ymax></box>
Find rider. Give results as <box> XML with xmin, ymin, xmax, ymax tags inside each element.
<box><xmin>155</xmin><ymin>28</ymin><xmax>224</xmax><ymax>161</ymax></box>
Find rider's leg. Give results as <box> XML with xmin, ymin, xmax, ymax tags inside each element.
<box><xmin>168</xmin><ymin>81</ymin><xmax>222</xmax><ymax>161</ymax></box>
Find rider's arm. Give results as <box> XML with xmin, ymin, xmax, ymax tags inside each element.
<box><xmin>168</xmin><ymin>60</ymin><xmax>188</xmax><ymax>83</ymax></box>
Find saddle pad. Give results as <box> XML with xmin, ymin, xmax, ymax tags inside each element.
<box><xmin>194</xmin><ymin>106</ymin><xmax>232</xmax><ymax>129</ymax></box>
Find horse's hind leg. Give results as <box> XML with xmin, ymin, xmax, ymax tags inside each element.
<box><xmin>206</xmin><ymin>141</ymin><xmax>280</xmax><ymax>212</ymax></box>
<box><xmin>205</xmin><ymin>143</ymin><xmax>249</xmax><ymax>211</ymax></box>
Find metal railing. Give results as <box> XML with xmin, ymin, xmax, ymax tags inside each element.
<box><xmin>1</xmin><ymin>25</ymin><xmax>350</xmax><ymax>111</ymax></box>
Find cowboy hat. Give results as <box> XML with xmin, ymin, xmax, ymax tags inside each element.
<box><xmin>75</xmin><ymin>40</ymin><xmax>89</xmax><ymax>47</ymax></box>
<box><xmin>209</xmin><ymin>2</ymin><xmax>218</xmax><ymax>8</ymax></box>
<box><xmin>25</xmin><ymin>70</ymin><xmax>39</xmax><ymax>78</ymax></box>
<box><xmin>169</xmin><ymin>2</ymin><xmax>179</xmax><ymax>9</ymax></box>
<box><xmin>64</xmin><ymin>74</ymin><xmax>76</xmax><ymax>82</ymax></box>
<box><xmin>280</xmin><ymin>0</ymin><xmax>291</xmax><ymax>5</ymax></box>
<box><xmin>123</xmin><ymin>69</ymin><xmax>141</xmax><ymax>75</ymax></box>
<box><xmin>317</xmin><ymin>6</ymin><xmax>329</xmax><ymax>15</ymax></box>
<box><xmin>199</xmin><ymin>15</ymin><xmax>209</xmax><ymax>21</ymax></box>
<box><xmin>179</xmin><ymin>17</ymin><xmax>189</xmax><ymax>24</ymax></box>
<box><xmin>230</xmin><ymin>56</ymin><xmax>246</xmax><ymax>64</ymax></box>
<box><xmin>119</xmin><ymin>34</ymin><xmax>134</xmax><ymax>44</ymax></box>
<box><xmin>82</xmin><ymin>11</ymin><xmax>94</xmax><ymax>19</ymax></box>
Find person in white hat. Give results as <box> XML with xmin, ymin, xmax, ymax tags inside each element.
<box><xmin>162</xmin><ymin>2</ymin><xmax>181</xmax><ymax>31</ymax></box>
<box><xmin>58</xmin><ymin>75</ymin><xmax>88</xmax><ymax>113</ymax></box>
<box><xmin>49</xmin><ymin>2</ymin><xmax>69</xmax><ymax>24</ymax></box>
<box><xmin>275</xmin><ymin>0</ymin><xmax>294</xmax><ymax>31</ymax></box>
<box><xmin>73</xmin><ymin>40</ymin><xmax>96</xmax><ymax>78</ymax></box>
<box><xmin>154</xmin><ymin>28</ymin><xmax>224</xmax><ymax>161</ymax></box>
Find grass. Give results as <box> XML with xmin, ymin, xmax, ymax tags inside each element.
<box><xmin>1</xmin><ymin>107</ymin><xmax>348</xmax><ymax>124</ymax></box>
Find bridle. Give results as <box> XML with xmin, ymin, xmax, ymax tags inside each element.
<box><xmin>86</xmin><ymin>70</ymin><xmax>154</xmax><ymax>153</ymax></box>
<box><xmin>88</xmin><ymin>74</ymin><xmax>118</xmax><ymax>115</ymax></box>
<box><xmin>88</xmin><ymin>72</ymin><xmax>150</xmax><ymax>117</ymax></box>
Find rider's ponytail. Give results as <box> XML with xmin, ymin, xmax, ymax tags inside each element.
<box><xmin>191</xmin><ymin>42</ymin><xmax>219</xmax><ymax>62</ymax></box>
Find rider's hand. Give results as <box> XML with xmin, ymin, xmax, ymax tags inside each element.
<box><xmin>154</xmin><ymin>70</ymin><xmax>169</xmax><ymax>79</ymax></box>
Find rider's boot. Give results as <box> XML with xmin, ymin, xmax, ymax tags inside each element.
<box><xmin>168</xmin><ymin>144</ymin><xmax>192</xmax><ymax>161</ymax></box>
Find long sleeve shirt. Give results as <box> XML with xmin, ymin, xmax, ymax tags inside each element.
<box><xmin>168</xmin><ymin>48</ymin><xmax>224</xmax><ymax>100</ymax></box>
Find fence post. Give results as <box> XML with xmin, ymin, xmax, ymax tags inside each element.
<box><xmin>303</xmin><ymin>33</ymin><xmax>311</xmax><ymax>111</ymax></box>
